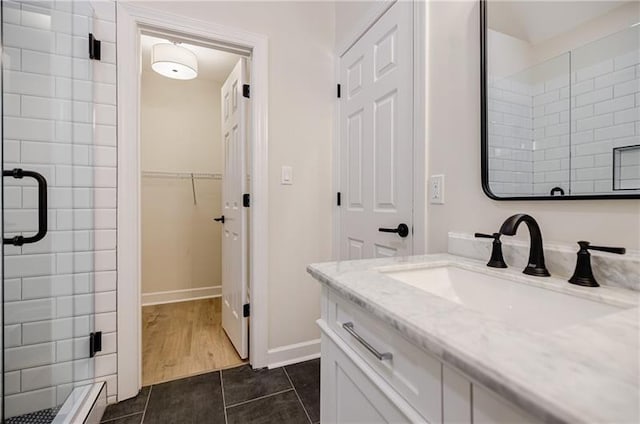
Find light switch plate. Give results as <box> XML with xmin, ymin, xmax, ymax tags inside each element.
<box><xmin>430</xmin><ymin>174</ymin><xmax>445</xmax><ymax>204</ymax></box>
<box><xmin>281</xmin><ymin>166</ymin><xmax>293</xmax><ymax>185</ymax></box>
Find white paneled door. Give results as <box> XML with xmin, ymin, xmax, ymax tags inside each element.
<box><xmin>220</xmin><ymin>58</ymin><xmax>249</xmax><ymax>359</ymax></box>
<box><xmin>339</xmin><ymin>2</ymin><xmax>414</xmax><ymax>260</ymax></box>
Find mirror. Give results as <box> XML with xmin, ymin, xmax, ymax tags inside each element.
<box><xmin>481</xmin><ymin>0</ymin><xmax>640</xmax><ymax>199</ymax></box>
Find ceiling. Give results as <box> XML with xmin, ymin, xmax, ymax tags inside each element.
<box><xmin>488</xmin><ymin>0</ymin><xmax>630</xmax><ymax>44</ymax></box>
<box><xmin>140</xmin><ymin>34</ymin><xmax>240</xmax><ymax>82</ymax></box>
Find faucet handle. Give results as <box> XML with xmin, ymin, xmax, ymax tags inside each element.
<box><xmin>475</xmin><ymin>232</ymin><xmax>507</xmax><ymax>268</ymax></box>
<box><xmin>577</xmin><ymin>241</ymin><xmax>625</xmax><ymax>255</ymax></box>
<box><xmin>475</xmin><ymin>232</ymin><xmax>500</xmax><ymax>240</ymax></box>
<box><xmin>569</xmin><ymin>241</ymin><xmax>626</xmax><ymax>287</ymax></box>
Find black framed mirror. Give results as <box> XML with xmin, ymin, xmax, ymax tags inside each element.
<box><xmin>481</xmin><ymin>0</ymin><xmax>640</xmax><ymax>200</ymax></box>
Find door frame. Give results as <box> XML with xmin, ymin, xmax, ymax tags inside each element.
<box><xmin>116</xmin><ymin>3</ymin><xmax>269</xmax><ymax>401</ymax></box>
<box><xmin>332</xmin><ymin>0</ymin><xmax>427</xmax><ymax>259</ymax></box>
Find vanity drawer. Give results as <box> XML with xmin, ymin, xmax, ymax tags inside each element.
<box><xmin>327</xmin><ymin>290</ymin><xmax>442</xmax><ymax>423</ymax></box>
<box><xmin>321</xmin><ymin>332</ymin><xmax>423</xmax><ymax>424</ymax></box>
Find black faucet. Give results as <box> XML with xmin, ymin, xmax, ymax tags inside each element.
<box><xmin>474</xmin><ymin>233</ymin><xmax>507</xmax><ymax>268</ymax></box>
<box><xmin>569</xmin><ymin>241</ymin><xmax>626</xmax><ymax>287</ymax></box>
<box><xmin>499</xmin><ymin>214</ymin><xmax>550</xmax><ymax>277</ymax></box>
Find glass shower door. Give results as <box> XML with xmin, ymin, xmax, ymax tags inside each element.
<box><xmin>2</xmin><ymin>1</ymin><xmax>107</xmax><ymax>421</ymax></box>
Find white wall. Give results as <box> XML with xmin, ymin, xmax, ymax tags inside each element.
<box><xmin>128</xmin><ymin>1</ymin><xmax>335</xmax><ymax>352</ymax></box>
<box><xmin>141</xmin><ymin>71</ymin><xmax>223</xmax><ymax>174</ymax></box>
<box><xmin>487</xmin><ymin>29</ymin><xmax>533</xmax><ymax>79</ymax></box>
<box><xmin>531</xmin><ymin>2</ymin><xmax>639</xmax><ymax>66</ymax></box>
<box><xmin>426</xmin><ymin>0</ymin><xmax>640</xmax><ymax>253</ymax></box>
<box><xmin>334</xmin><ymin>0</ymin><xmax>392</xmax><ymax>49</ymax></box>
<box><xmin>140</xmin><ymin>70</ymin><xmax>224</xmax><ymax>296</ymax></box>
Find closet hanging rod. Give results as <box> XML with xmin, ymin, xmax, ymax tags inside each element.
<box><xmin>141</xmin><ymin>171</ymin><xmax>222</xmax><ymax>180</ymax></box>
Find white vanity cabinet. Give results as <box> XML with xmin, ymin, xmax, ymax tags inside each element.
<box><xmin>319</xmin><ymin>287</ymin><xmax>540</xmax><ymax>424</ymax></box>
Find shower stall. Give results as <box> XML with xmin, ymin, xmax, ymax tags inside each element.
<box><xmin>1</xmin><ymin>1</ymin><xmax>117</xmax><ymax>422</ymax></box>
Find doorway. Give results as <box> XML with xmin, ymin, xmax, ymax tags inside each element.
<box><xmin>138</xmin><ymin>33</ymin><xmax>249</xmax><ymax>385</ymax></box>
<box><xmin>117</xmin><ymin>4</ymin><xmax>269</xmax><ymax>399</ymax></box>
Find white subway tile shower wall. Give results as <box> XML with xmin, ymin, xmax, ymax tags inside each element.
<box><xmin>570</xmin><ymin>54</ymin><xmax>640</xmax><ymax>194</ymax></box>
<box><xmin>488</xmin><ymin>50</ymin><xmax>640</xmax><ymax>196</ymax></box>
<box><xmin>2</xmin><ymin>1</ymin><xmax>117</xmax><ymax>417</ymax></box>
<box><xmin>615</xmin><ymin>146</ymin><xmax>640</xmax><ymax>190</ymax></box>
<box><xmin>532</xmin><ymin>72</ymin><xmax>571</xmax><ymax>196</ymax></box>
<box><xmin>487</xmin><ymin>78</ymin><xmax>534</xmax><ymax>196</ymax></box>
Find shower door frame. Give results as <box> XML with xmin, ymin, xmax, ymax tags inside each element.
<box><xmin>1</xmin><ymin>1</ymin><xmax>115</xmax><ymax>420</ymax></box>
<box><xmin>116</xmin><ymin>4</ymin><xmax>270</xmax><ymax>401</ymax></box>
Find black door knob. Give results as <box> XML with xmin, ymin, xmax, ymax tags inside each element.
<box><xmin>378</xmin><ymin>223</ymin><xmax>409</xmax><ymax>238</ymax></box>
<box><xmin>213</xmin><ymin>216</ymin><xmax>225</xmax><ymax>224</ymax></box>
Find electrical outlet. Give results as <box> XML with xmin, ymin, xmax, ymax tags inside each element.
<box><xmin>430</xmin><ymin>174</ymin><xmax>445</xmax><ymax>204</ymax></box>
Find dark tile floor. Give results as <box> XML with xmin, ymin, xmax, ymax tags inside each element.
<box><xmin>101</xmin><ymin>359</ymin><xmax>320</xmax><ymax>424</ymax></box>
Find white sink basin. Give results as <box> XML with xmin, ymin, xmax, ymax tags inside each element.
<box><xmin>381</xmin><ymin>265</ymin><xmax>625</xmax><ymax>332</ymax></box>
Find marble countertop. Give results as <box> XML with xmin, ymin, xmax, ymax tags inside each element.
<box><xmin>307</xmin><ymin>254</ymin><xmax>640</xmax><ymax>424</ymax></box>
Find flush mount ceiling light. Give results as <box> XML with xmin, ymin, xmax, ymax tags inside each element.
<box><xmin>151</xmin><ymin>43</ymin><xmax>198</xmax><ymax>80</ymax></box>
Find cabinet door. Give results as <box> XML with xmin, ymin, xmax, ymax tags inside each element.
<box><xmin>443</xmin><ymin>365</ymin><xmax>471</xmax><ymax>424</ymax></box>
<box><xmin>321</xmin><ymin>333</ymin><xmax>414</xmax><ymax>423</ymax></box>
<box><xmin>473</xmin><ymin>385</ymin><xmax>540</xmax><ymax>424</ymax></box>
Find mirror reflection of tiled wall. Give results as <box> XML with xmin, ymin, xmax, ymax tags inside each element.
<box><xmin>614</xmin><ymin>145</ymin><xmax>640</xmax><ymax>191</ymax></box>
<box><xmin>488</xmin><ymin>14</ymin><xmax>640</xmax><ymax>197</ymax></box>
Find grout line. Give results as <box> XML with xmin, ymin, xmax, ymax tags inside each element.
<box><xmin>143</xmin><ymin>360</ymin><xmax>247</xmax><ymax>387</ymax></box>
<box><xmin>283</xmin><ymin>366</ymin><xmax>313</xmax><ymax>424</ymax></box>
<box><xmin>140</xmin><ymin>385</ymin><xmax>152</xmax><ymax>424</ymax></box>
<box><xmin>225</xmin><ymin>388</ymin><xmax>295</xmax><ymax>409</ymax></box>
<box><xmin>100</xmin><ymin>411</ymin><xmax>143</xmax><ymax>423</ymax></box>
<box><xmin>220</xmin><ymin>370</ymin><xmax>229</xmax><ymax>424</ymax></box>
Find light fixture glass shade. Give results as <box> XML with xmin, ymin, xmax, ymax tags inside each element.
<box><xmin>151</xmin><ymin>43</ymin><xmax>198</xmax><ymax>80</ymax></box>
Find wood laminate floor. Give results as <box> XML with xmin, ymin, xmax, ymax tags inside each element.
<box><xmin>142</xmin><ymin>298</ymin><xmax>246</xmax><ymax>386</ymax></box>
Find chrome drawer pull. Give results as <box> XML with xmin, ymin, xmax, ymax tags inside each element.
<box><xmin>342</xmin><ymin>322</ymin><xmax>393</xmax><ymax>361</ymax></box>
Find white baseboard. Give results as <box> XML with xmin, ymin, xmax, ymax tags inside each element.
<box><xmin>267</xmin><ymin>338</ymin><xmax>321</xmax><ymax>369</ymax></box>
<box><xmin>141</xmin><ymin>286</ymin><xmax>222</xmax><ymax>306</ymax></box>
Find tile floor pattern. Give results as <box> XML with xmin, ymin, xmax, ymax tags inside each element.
<box><xmin>100</xmin><ymin>359</ymin><xmax>320</xmax><ymax>424</ymax></box>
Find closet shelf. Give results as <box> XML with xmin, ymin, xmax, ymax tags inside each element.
<box><xmin>142</xmin><ymin>171</ymin><xmax>222</xmax><ymax>205</ymax></box>
<box><xmin>142</xmin><ymin>171</ymin><xmax>223</xmax><ymax>180</ymax></box>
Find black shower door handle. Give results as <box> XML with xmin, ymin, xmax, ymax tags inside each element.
<box><xmin>3</xmin><ymin>168</ymin><xmax>48</xmax><ymax>246</ymax></box>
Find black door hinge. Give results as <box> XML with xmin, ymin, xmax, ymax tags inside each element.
<box><xmin>337</xmin><ymin>84</ymin><xmax>341</xmax><ymax>98</ymax></box>
<box><xmin>89</xmin><ymin>331</ymin><xmax>102</xmax><ymax>358</ymax></box>
<box><xmin>243</xmin><ymin>303</ymin><xmax>250</xmax><ymax>318</ymax></box>
<box><xmin>89</xmin><ymin>33</ymin><xmax>101</xmax><ymax>60</ymax></box>
<box><xmin>243</xmin><ymin>193</ymin><xmax>250</xmax><ymax>207</ymax></box>
<box><xmin>242</xmin><ymin>84</ymin><xmax>250</xmax><ymax>98</ymax></box>
<box><xmin>337</xmin><ymin>192</ymin><xmax>341</xmax><ymax>206</ymax></box>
